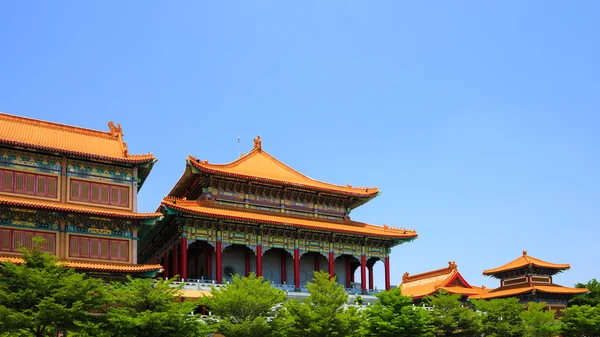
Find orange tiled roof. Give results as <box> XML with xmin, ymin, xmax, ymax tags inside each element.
<box><xmin>0</xmin><ymin>112</ymin><xmax>155</xmax><ymax>163</ymax></box>
<box><xmin>440</xmin><ymin>285</ymin><xmax>490</xmax><ymax>296</ymax></box>
<box><xmin>0</xmin><ymin>256</ymin><xmax>162</xmax><ymax>273</ymax></box>
<box><xmin>483</xmin><ymin>251</ymin><xmax>571</xmax><ymax>275</ymax></box>
<box><xmin>161</xmin><ymin>198</ymin><xmax>417</xmax><ymax>239</ymax></box>
<box><xmin>400</xmin><ymin>261</ymin><xmax>474</xmax><ymax>298</ymax></box>
<box><xmin>469</xmin><ymin>283</ymin><xmax>588</xmax><ymax>300</ymax></box>
<box><xmin>187</xmin><ymin>142</ymin><xmax>379</xmax><ymax>197</ymax></box>
<box><xmin>0</xmin><ymin>195</ymin><xmax>162</xmax><ymax>220</ymax></box>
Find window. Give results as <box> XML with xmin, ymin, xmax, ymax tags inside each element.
<box><xmin>0</xmin><ymin>228</ymin><xmax>56</xmax><ymax>254</ymax></box>
<box><xmin>69</xmin><ymin>235</ymin><xmax>129</xmax><ymax>261</ymax></box>
<box><xmin>70</xmin><ymin>179</ymin><xmax>129</xmax><ymax>208</ymax></box>
<box><xmin>0</xmin><ymin>169</ymin><xmax>58</xmax><ymax>199</ymax></box>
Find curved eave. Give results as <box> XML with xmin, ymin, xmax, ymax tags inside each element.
<box><xmin>0</xmin><ymin>196</ymin><xmax>162</xmax><ymax>220</ymax></box>
<box><xmin>188</xmin><ymin>159</ymin><xmax>380</xmax><ymax>198</ymax></box>
<box><xmin>0</xmin><ymin>138</ymin><xmax>157</xmax><ymax>164</ymax></box>
<box><xmin>0</xmin><ymin>256</ymin><xmax>163</xmax><ymax>273</ymax></box>
<box><xmin>482</xmin><ymin>265</ymin><xmax>570</xmax><ymax>277</ymax></box>
<box><xmin>162</xmin><ymin>202</ymin><xmax>416</xmax><ymax>240</ymax></box>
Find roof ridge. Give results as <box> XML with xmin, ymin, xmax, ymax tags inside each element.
<box><xmin>0</xmin><ymin>112</ymin><xmax>118</xmax><ymax>140</ymax></box>
<box><xmin>402</xmin><ymin>262</ymin><xmax>457</xmax><ymax>283</ymax></box>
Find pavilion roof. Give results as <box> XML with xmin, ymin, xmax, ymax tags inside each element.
<box><xmin>482</xmin><ymin>250</ymin><xmax>571</xmax><ymax>276</ymax></box>
<box><xmin>0</xmin><ymin>195</ymin><xmax>162</xmax><ymax>220</ymax></box>
<box><xmin>399</xmin><ymin>262</ymin><xmax>481</xmax><ymax>298</ymax></box>
<box><xmin>186</xmin><ymin>137</ymin><xmax>379</xmax><ymax>197</ymax></box>
<box><xmin>468</xmin><ymin>283</ymin><xmax>588</xmax><ymax>300</ymax></box>
<box><xmin>161</xmin><ymin>198</ymin><xmax>417</xmax><ymax>240</ymax></box>
<box><xmin>0</xmin><ymin>112</ymin><xmax>156</xmax><ymax>164</ymax></box>
<box><xmin>0</xmin><ymin>256</ymin><xmax>162</xmax><ymax>273</ymax></box>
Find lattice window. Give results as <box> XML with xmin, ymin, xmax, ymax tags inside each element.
<box><xmin>80</xmin><ymin>181</ymin><xmax>89</xmax><ymax>202</ymax></box>
<box><xmin>119</xmin><ymin>241</ymin><xmax>129</xmax><ymax>261</ymax></box>
<box><xmin>110</xmin><ymin>241</ymin><xmax>118</xmax><ymax>259</ymax></box>
<box><xmin>25</xmin><ymin>174</ymin><xmax>35</xmax><ymax>195</ymax></box>
<box><xmin>47</xmin><ymin>177</ymin><xmax>57</xmax><ymax>198</ymax></box>
<box><xmin>70</xmin><ymin>237</ymin><xmax>79</xmax><ymax>257</ymax></box>
<box><xmin>80</xmin><ymin>238</ymin><xmax>89</xmax><ymax>257</ymax></box>
<box><xmin>71</xmin><ymin>180</ymin><xmax>80</xmax><ymax>200</ymax></box>
<box><xmin>44</xmin><ymin>233</ymin><xmax>56</xmax><ymax>254</ymax></box>
<box><xmin>36</xmin><ymin>176</ymin><xmax>46</xmax><ymax>196</ymax></box>
<box><xmin>15</xmin><ymin>173</ymin><xmax>24</xmax><ymax>193</ymax></box>
<box><xmin>100</xmin><ymin>240</ymin><xmax>109</xmax><ymax>259</ymax></box>
<box><xmin>90</xmin><ymin>239</ymin><xmax>99</xmax><ymax>257</ymax></box>
<box><xmin>120</xmin><ymin>187</ymin><xmax>129</xmax><ymax>207</ymax></box>
<box><xmin>100</xmin><ymin>185</ymin><xmax>109</xmax><ymax>204</ymax></box>
<box><xmin>110</xmin><ymin>186</ymin><xmax>119</xmax><ymax>206</ymax></box>
<box><xmin>13</xmin><ymin>231</ymin><xmax>22</xmax><ymax>250</ymax></box>
<box><xmin>91</xmin><ymin>184</ymin><xmax>99</xmax><ymax>203</ymax></box>
<box><xmin>2</xmin><ymin>170</ymin><xmax>14</xmax><ymax>191</ymax></box>
<box><xmin>1</xmin><ymin>229</ymin><xmax>11</xmax><ymax>251</ymax></box>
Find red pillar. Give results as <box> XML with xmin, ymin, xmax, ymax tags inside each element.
<box><xmin>360</xmin><ymin>255</ymin><xmax>367</xmax><ymax>292</ymax></box>
<box><xmin>345</xmin><ymin>258</ymin><xmax>351</xmax><ymax>288</ymax></box>
<box><xmin>294</xmin><ymin>249</ymin><xmax>300</xmax><ymax>288</ymax></box>
<box><xmin>163</xmin><ymin>253</ymin><xmax>170</xmax><ymax>279</ymax></box>
<box><xmin>328</xmin><ymin>252</ymin><xmax>335</xmax><ymax>280</ymax></box>
<box><xmin>172</xmin><ymin>245</ymin><xmax>179</xmax><ymax>278</ymax></box>
<box><xmin>384</xmin><ymin>257</ymin><xmax>390</xmax><ymax>291</ymax></box>
<box><xmin>314</xmin><ymin>255</ymin><xmax>320</xmax><ymax>272</ymax></box>
<box><xmin>256</xmin><ymin>246</ymin><xmax>263</xmax><ymax>277</ymax></box>
<box><xmin>368</xmin><ymin>265</ymin><xmax>374</xmax><ymax>290</ymax></box>
<box><xmin>216</xmin><ymin>242</ymin><xmax>222</xmax><ymax>283</ymax></box>
<box><xmin>245</xmin><ymin>250</ymin><xmax>251</xmax><ymax>277</ymax></box>
<box><xmin>180</xmin><ymin>238</ymin><xmax>188</xmax><ymax>280</ymax></box>
<box><xmin>205</xmin><ymin>246</ymin><xmax>212</xmax><ymax>280</ymax></box>
<box><xmin>281</xmin><ymin>252</ymin><xmax>287</xmax><ymax>284</ymax></box>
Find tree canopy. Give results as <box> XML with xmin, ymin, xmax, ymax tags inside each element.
<box><xmin>426</xmin><ymin>291</ymin><xmax>481</xmax><ymax>337</ymax></box>
<box><xmin>570</xmin><ymin>278</ymin><xmax>600</xmax><ymax>307</ymax></box>
<box><xmin>0</xmin><ymin>239</ymin><xmax>106</xmax><ymax>337</ymax></box>
<box><xmin>204</xmin><ymin>272</ymin><xmax>286</xmax><ymax>337</ymax></box>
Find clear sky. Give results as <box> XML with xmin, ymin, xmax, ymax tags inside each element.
<box><xmin>1</xmin><ymin>1</ymin><xmax>598</xmax><ymax>290</ymax></box>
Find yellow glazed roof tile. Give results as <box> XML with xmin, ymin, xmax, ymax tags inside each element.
<box><xmin>0</xmin><ymin>256</ymin><xmax>162</xmax><ymax>273</ymax></box>
<box><xmin>188</xmin><ymin>139</ymin><xmax>379</xmax><ymax>197</ymax></box>
<box><xmin>483</xmin><ymin>250</ymin><xmax>571</xmax><ymax>275</ymax></box>
<box><xmin>161</xmin><ymin>198</ymin><xmax>417</xmax><ymax>239</ymax></box>
<box><xmin>469</xmin><ymin>283</ymin><xmax>588</xmax><ymax>299</ymax></box>
<box><xmin>0</xmin><ymin>112</ymin><xmax>155</xmax><ymax>163</ymax></box>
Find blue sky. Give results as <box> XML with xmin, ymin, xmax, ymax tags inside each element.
<box><xmin>1</xmin><ymin>1</ymin><xmax>598</xmax><ymax>290</ymax></box>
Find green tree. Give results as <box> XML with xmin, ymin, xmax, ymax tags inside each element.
<box><xmin>569</xmin><ymin>279</ymin><xmax>600</xmax><ymax>307</ymax></box>
<box><xmin>560</xmin><ymin>305</ymin><xmax>600</xmax><ymax>337</ymax></box>
<box><xmin>0</xmin><ymin>239</ymin><xmax>107</xmax><ymax>337</ymax></box>
<box><xmin>472</xmin><ymin>298</ymin><xmax>525</xmax><ymax>337</ymax></box>
<box><xmin>204</xmin><ymin>273</ymin><xmax>286</xmax><ymax>337</ymax></box>
<box><xmin>427</xmin><ymin>291</ymin><xmax>481</xmax><ymax>337</ymax></box>
<box><xmin>101</xmin><ymin>277</ymin><xmax>206</xmax><ymax>337</ymax></box>
<box><xmin>363</xmin><ymin>287</ymin><xmax>433</xmax><ymax>337</ymax></box>
<box><xmin>281</xmin><ymin>271</ymin><xmax>364</xmax><ymax>337</ymax></box>
<box><xmin>520</xmin><ymin>302</ymin><xmax>561</xmax><ymax>337</ymax></box>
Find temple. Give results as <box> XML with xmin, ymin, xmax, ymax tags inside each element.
<box><xmin>0</xmin><ymin>112</ymin><xmax>162</xmax><ymax>279</ymax></box>
<box><xmin>399</xmin><ymin>261</ymin><xmax>488</xmax><ymax>301</ymax></box>
<box><xmin>469</xmin><ymin>251</ymin><xmax>588</xmax><ymax>311</ymax></box>
<box><xmin>139</xmin><ymin>136</ymin><xmax>418</xmax><ymax>298</ymax></box>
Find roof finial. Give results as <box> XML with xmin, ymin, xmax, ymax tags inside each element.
<box><xmin>523</xmin><ymin>250</ymin><xmax>528</xmax><ymax>256</ymax></box>
<box><xmin>403</xmin><ymin>272</ymin><xmax>409</xmax><ymax>282</ymax></box>
<box><xmin>253</xmin><ymin>135</ymin><xmax>262</xmax><ymax>150</ymax></box>
<box><xmin>108</xmin><ymin>121</ymin><xmax>123</xmax><ymax>138</ymax></box>
<box><xmin>448</xmin><ymin>261</ymin><xmax>457</xmax><ymax>270</ymax></box>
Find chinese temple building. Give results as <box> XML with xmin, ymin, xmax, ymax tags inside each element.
<box><xmin>399</xmin><ymin>261</ymin><xmax>489</xmax><ymax>301</ymax></box>
<box><xmin>0</xmin><ymin>112</ymin><xmax>162</xmax><ymax>280</ymax></box>
<box><xmin>469</xmin><ymin>250</ymin><xmax>588</xmax><ymax>311</ymax></box>
<box><xmin>139</xmin><ymin>137</ymin><xmax>418</xmax><ymax>297</ymax></box>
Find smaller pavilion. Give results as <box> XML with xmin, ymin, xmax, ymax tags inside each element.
<box><xmin>469</xmin><ymin>250</ymin><xmax>588</xmax><ymax>311</ymax></box>
<box><xmin>399</xmin><ymin>261</ymin><xmax>488</xmax><ymax>301</ymax></box>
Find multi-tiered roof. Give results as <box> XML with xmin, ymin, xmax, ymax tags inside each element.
<box><xmin>0</xmin><ymin>112</ymin><xmax>161</xmax><ymax>274</ymax></box>
<box><xmin>400</xmin><ymin>262</ymin><xmax>489</xmax><ymax>298</ymax></box>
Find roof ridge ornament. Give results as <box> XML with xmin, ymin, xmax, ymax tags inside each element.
<box><xmin>253</xmin><ymin>135</ymin><xmax>262</xmax><ymax>150</ymax></box>
<box><xmin>403</xmin><ymin>272</ymin><xmax>409</xmax><ymax>282</ymax></box>
<box><xmin>448</xmin><ymin>261</ymin><xmax>457</xmax><ymax>270</ymax></box>
<box><xmin>108</xmin><ymin>121</ymin><xmax>129</xmax><ymax>157</ymax></box>
<box><xmin>523</xmin><ymin>250</ymin><xmax>528</xmax><ymax>256</ymax></box>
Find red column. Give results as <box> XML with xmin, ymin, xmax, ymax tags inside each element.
<box><xmin>172</xmin><ymin>245</ymin><xmax>179</xmax><ymax>278</ymax></box>
<box><xmin>368</xmin><ymin>265</ymin><xmax>374</xmax><ymax>290</ymax></box>
<box><xmin>256</xmin><ymin>246</ymin><xmax>263</xmax><ymax>277</ymax></box>
<box><xmin>205</xmin><ymin>246</ymin><xmax>212</xmax><ymax>280</ymax></box>
<box><xmin>328</xmin><ymin>252</ymin><xmax>335</xmax><ymax>280</ymax></box>
<box><xmin>245</xmin><ymin>250</ymin><xmax>251</xmax><ymax>277</ymax></box>
<box><xmin>345</xmin><ymin>258</ymin><xmax>351</xmax><ymax>288</ymax></box>
<box><xmin>360</xmin><ymin>255</ymin><xmax>367</xmax><ymax>292</ymax></box>
<box><xmin>180</xmin><ymin>238</ymin><xmax>188</xmax><ymax>280</ymax></box>
<box><xmin>314</xmin><ymin>255</ymin><xmax>320</xmax><ymax>272</ymax></box>
<box><xmin>163</xmin><ymin>253</ymin><xmax>170</xmax><ymax>279</ymax></box>
<box><xmin>384</xmin><ymin>257</ymin><xmax>390</xmax><ymax>291</ymax></box>
<box><xmin>216</xmin><ymin>242</ymin><xmax>222</xmax><ymax>283</ymax></box>
<box><xmin>294</xmin><ymin>249</ymin><xmax>300</xmax><ymax>288</ymax></box>
<box><xmin>281</xmin><ymin>252</ymin><xmax>287</xmax><ymax>284</ymax></box>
